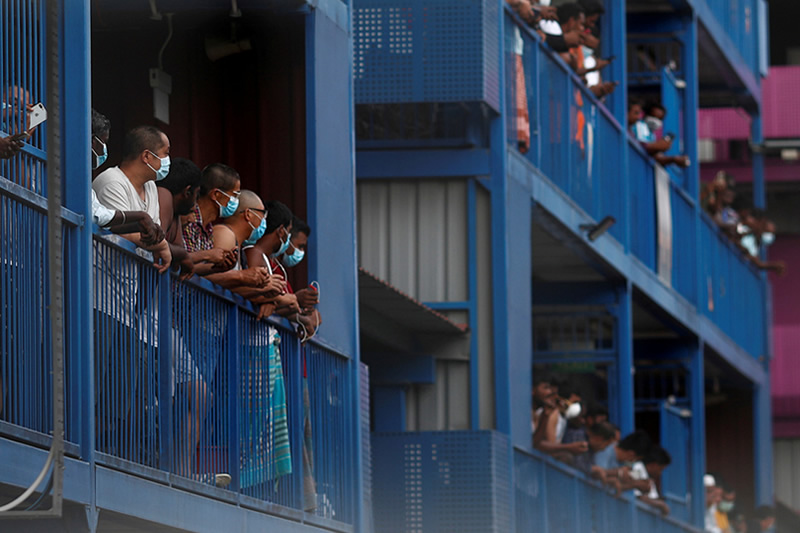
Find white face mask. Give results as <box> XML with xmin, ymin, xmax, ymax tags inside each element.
<box><xmin>645</xmin><ymin>116</ymin><xmax>663</xmax><ymax>133</ymax></box>
<box><xmin>762</xmin><ymin>232</ymin><xmax>775</xmax><ymax>246</ymax></box>
<box><xmin>564</xmin><ymin>402</ymin><xmax>582</xmax><ymax>420</ymax></box>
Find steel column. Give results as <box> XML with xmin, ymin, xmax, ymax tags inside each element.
<box><xmin>753</xmin><ymin>359</ymin><xmax>774</xmax><ymax>506</ymax></box>
<box><xmin>615</xmin><ymin>283</ymin><xmax>634</xmax><ymax>436</ymax></box>
<box><xmin>688</xmin><ymin>341</ymin><xmax>706</xmax><ymax>529</ymax></box>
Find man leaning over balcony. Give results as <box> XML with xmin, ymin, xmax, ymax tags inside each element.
<box><xmin>215</xmin><ymin>189</ymin><xmax>287</xmax><ymax>301</ymax></box>
<box><xmin>89</xmin><ymin>110</ymin><xmax>167</xmax><ymax>255</ymax></box>
<box><xmin>92</xmin><ymin>125</ymin><xmax>174</xmax><ymax>270</ymax></box>
<box><xmin>627</xmin><ymin>100</ymin><xmax>690</xmax><ymax>168</ymax></box>
<box><xmin>181</xmin><ymin>163</ymin><xmax>240</xmax><ymax>275</ymax></box>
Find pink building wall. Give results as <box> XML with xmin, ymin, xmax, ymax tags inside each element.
<box><xmin>699</xmin><ymin>66</ymin><xmax>800</xmax><ymax>140</ymax></box>
<box><xmin>700</xmin><ymin>66</ymin><xmax>800</xmax><ymax>438</ymax></box>
<box><xmin>769</xmin><ymin>237</ymin><xmax>800</xmax><ymax>438</ymax></box>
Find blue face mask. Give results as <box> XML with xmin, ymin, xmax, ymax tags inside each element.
<box><xmin>92</xmin><ymin>137</ymin><xmax>108</xmax><ymax>169</ymax></box>
<box><xmin>244</xmin><ymin>213</ymin><xmax>267</xmax><ymax>246</ymax></box>
<box><xmin>216</xmin><ymin>191</ymin><xmax>239</xmax><ymax>218</ymax></box>
<box><xmin>280</xmin><ymin>245</ymin><xmax>305</xmax><ymax>267</ymax></box>
<box><xmin>271</xmin><ymin>229</ymin><xmax>292</xmax><ymax>258</ymax></box>
<box><xmin>146</xmin><ymin>150</ymin><xmax>171</xmax><ymax>181</ymax></box>
<box><xmin>762</xmin><ymin>232</ymin><xmax>775</xmax><ymax>246</ymax></box>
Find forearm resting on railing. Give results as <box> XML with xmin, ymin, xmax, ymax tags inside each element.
<box><xmin>113</xmin><ymin>232</ymin><xmax>172</xmax><ymax>273</ymax></box>
<box><xmin>204</xmin><ymin>266</ymin><xmax>272</xmax><ymax>290</ymax></box>
<box><xmin>638</xmin><ymin>495</ymin><xmax>670</xmax><ymax>515</ymax></box>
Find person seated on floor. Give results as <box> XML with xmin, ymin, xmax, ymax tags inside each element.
<box><xmin>628</xmin><ymin>100</ymin><xmax>690</xmax><ymax>168</ymax></box>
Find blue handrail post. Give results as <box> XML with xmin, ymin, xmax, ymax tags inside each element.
<box><xmin>751</xmin><ymin>113</ymin><xmax>765</xmax><ymax>210</ymax></box>
<box><xmin>603</xmin><ymin>0</ymin><xmax>628</xmax><ymax>128</ymax></box>
<box><xmin>226</xmin><ymin>306</ymin><xmax>241</xmax><ymax>493</ymax></box>
<box><xmin>681</xmin><ymin>12</ymin><xmax>701</xmax><ymax>202</ymax></box>
<box><xmin>156</xmin><ymin>273</ymin><xmax>172</xmax><ymax>472</ymax></box>
<box><xmin>290</xmin><ymin>339</ymin><xmax>304</xmax><ymax>511</ymax></box>
<box><xmin>615</xmin><ymin>283</ymin><xmax>635</xmax><ymax>436</ymax></box>
<box><xmin>60</xmin><ymin>0</ymin><xmax>93</xmax><ymax>458</ymax></box>
<box><xmin>753</xmin><ymin>359</ymin><xmax>774</xmax><ymax>506</ymax></box>
<box><xmin>688</xmin><ymin>340</ymin><xmax>707</xmax><ymax>529</ymax></box>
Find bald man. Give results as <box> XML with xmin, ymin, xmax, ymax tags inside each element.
<box><xmin>204</xmin><ymin>190</ymin><xmax>285</xmax><ymax>296</ymax></box>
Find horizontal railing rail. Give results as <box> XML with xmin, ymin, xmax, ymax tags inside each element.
<box><xmin>514</xmin><ymin>447</ymin><xmax>703</xmax><ymax>533</ymax></box>
<box><xmin>505</xmin><ymin>9</ymin><xmax>766</xmax><ymax>358</ymax></box>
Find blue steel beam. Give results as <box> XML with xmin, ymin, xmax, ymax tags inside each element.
<box><xmin>94</xmin><ymin>467</ymin><xmax>338</xmax><ymax>533</ymax></box>
<box><xmin>688</xmin><ymin>342</ymin><xmax>706</xmax><ymax>529</ymax></box>
<box><xmin>603</xmin><ymin>0</ymin><xmax>628</xmax><ymax>127</ymax></box>
<box><xmin>681</xmin><ymin>13</ymin><xmax>701</xmax><ymax>201</ymax></box>
<box><xmin>61</xmin><ymin>0</ymin><xmax>94</xmax><ymax>464</ymax></box>
<box><xmin>615</xmin><ymin>283</ymin><xmax>635</xmax><ymax>436</ymax></box>
<box><xmin>753</xmin><ymin>360</ymin><xmax>774</xmax><ymax>506</ymax></box>
<box><xmin>0</xmin><ymin>437</ymin><xmax>92</xmax><ymax>505</ymax></box>
<box><xmin>306</xmin><ymin>5</ymin><xmax>363</xmax><ymax>531</ymax></box>
<box><xmin>356</xmin><ymin>149</ymin><xmax>491</xmax><ymax>179</ymax></box>
<box><xmin>467</xmin><ymin>179</ymin><xmax>479</xmax><ymax>429</ymax></box>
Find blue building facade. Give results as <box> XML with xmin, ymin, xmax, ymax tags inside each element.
<box><xmin>0</xmin><ymin>0</ymin><xmax>773</xmax><ymax>532</ymax></box>
<box><xmin>0</xmin><ymin>1</ymin><xmax>362</xmax><ymax>532</ymax></box>
<box><xmin>355</xmin><ymin>0</ymin><xmax>773</xmax><ymax>531</ymax></box>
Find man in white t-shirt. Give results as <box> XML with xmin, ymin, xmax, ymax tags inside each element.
<box><xmin>93</xmin><ymin>125</ymin><xmax>174</xmax><ymax>269</ymax></box>
<box><xmin>631</xmin><ymin>445</ymin><xmax>672</xmax><ymax>515</ymax></box>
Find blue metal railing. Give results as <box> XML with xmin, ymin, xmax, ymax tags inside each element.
<box><xmin>505</xmin><ymin>9</ymin><xmax>766</xmax><ymax>358</ymax></box>
<box><xmin>514</xmin><ymin>448</ymin><xmax>703</xmax><ymax>533</ymax></box>
<box><xmin>0</xmin><ymin>0</ymin><xmax>48</xmax><ymax>197</ymax></box>
<box><xmin>88</xmin><ymin>233</ymin><xmax>357</xmax><ymax>528</ymax></box>
<box><xmin>698</xmin><ymin>215</ymin><xmax>766</xmax><ymax>357</ymax></box>
<box><xmin>0</xmin><ymin>188</ymin><xmax>54</xmax><ymax>436</ymax></box>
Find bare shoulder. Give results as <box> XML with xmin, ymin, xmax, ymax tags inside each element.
<box><xmin>212</xmin><ymin>224</ymin><xmax>237</xmax><ymax>250</ymax></box>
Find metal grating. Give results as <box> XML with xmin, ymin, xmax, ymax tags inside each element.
<box><xmin>372</xmin><ymin>431</ymin><xmax>511</xmax><ymax>533</ymax></box>
<box><xmin>353</xmin><ymin>0</ymin><xmax>499</xmax><ymax>111</ymax></box>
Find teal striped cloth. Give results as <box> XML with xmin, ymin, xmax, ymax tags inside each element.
<box><xmin>269</xmin><ymin>333</ymin><xmax>292</xmax><ymax>481</ymax></box>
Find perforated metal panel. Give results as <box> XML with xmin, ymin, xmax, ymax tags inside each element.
<box><xmin>372</xmin><ymin>431</ymin><xmax>511</xmax><ymax>533</ymax></box>
<box><xmin>353</xmin><ymin>0</ymin><xmax>500</xmax><ymax>111</ymax></box>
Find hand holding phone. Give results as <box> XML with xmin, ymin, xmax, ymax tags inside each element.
<box><xmin>26</xmin><ymin>103</ymin><xmax>46</xmax><ymax>134</ymax></box>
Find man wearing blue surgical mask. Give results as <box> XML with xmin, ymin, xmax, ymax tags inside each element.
<box><xmin>89</xmin><ymin>114</ymin><xmax>172</xmax><ymax>270</ymax></box>
<box><xmin>93</xmin><ymin>125</ymin><xmax>176</xmax><ymax>271</ymax></box>
<box><xmin>278</xmin><ymin>217</ymin><xmax>320</xmax><ymax>314</ymax></box>
<box><xmin>209</xmin><ymin>190</ymin><xmax>286</xmax><ymax>297</ymax></box>
<box><xmin>280</xmin><ymin>217</ymin><xmax>310</xmax><ymax>269</ymax></box>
